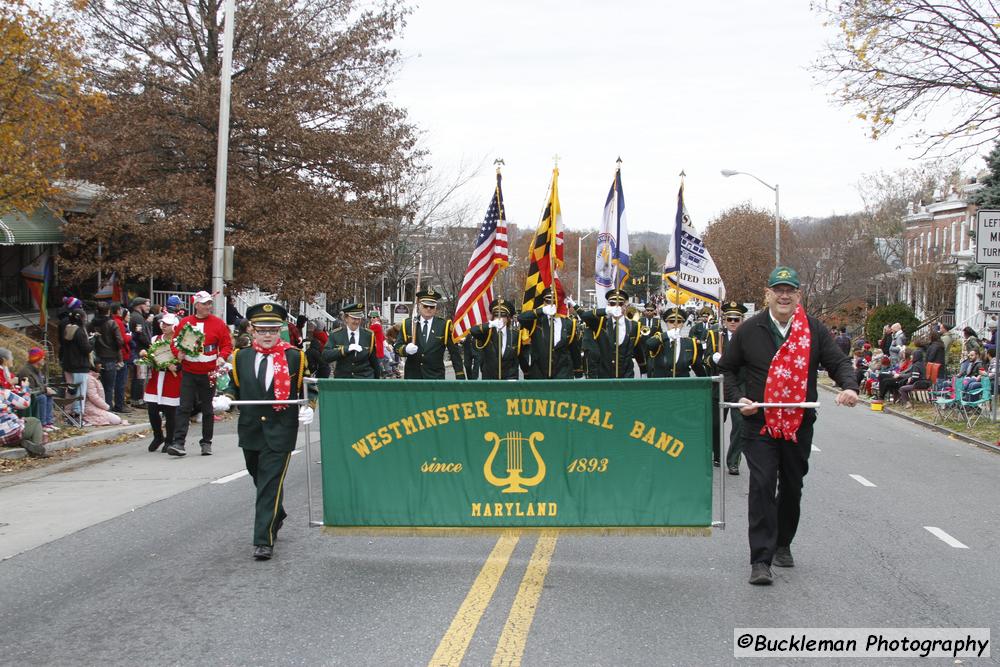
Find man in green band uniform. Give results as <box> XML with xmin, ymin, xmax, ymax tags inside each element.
<box><xmin>717</xmin><ymin>300</ymin><xmax>748</xmax><ymax>475</ymax></box>
<box><xmin>641</xmin><ymin>307</ymin><xmax>703</xmax><ymax>378</ymax></box>
<box><xmin>574</xmin><ymin>288</ymin><xmax>640</xmax><ymax>379</ymax></box>
<box><xmin>689</xmin><ymin>308</ymin><xmax>710</xmax><ymax>342</ymax></box>
<box><xmin>216</xmin><ymin>302</ymin><xmax>312</xmax><ymax>561</ymax></box>
<box><xmin>639</xmin><ymin>302</ymin><xmax>658</xmax><ymax>331</ymax></box>
<box><xmin>468</xmin><ymin>297</ymin><xmax>523</xmax><ymax>380</ymax></box>
<box><xmin>394</xmin><ymin>288</ymin><xmax>466</xmax><ymax>380</ymax></box>
<box><xmin>322</xmin><ymin>303</ymin><xmax>381</xmax><ymax>379</ymax></box>
<box><xmin>517</xmin><ymin>287</ymin><xmax>583</xmax><ymax>379</ymax></box>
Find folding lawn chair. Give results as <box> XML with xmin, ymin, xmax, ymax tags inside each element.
<box><xmin>960</xmin><ymin>376</ymin><xmax>992</xmax><ymax>427</ymax></box>
<box><xmin>931</xmin><ymin>376</ymin><xmax>962</xmax><ymax>424</ymax></box>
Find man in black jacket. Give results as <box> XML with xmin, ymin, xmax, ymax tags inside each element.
<box><xmin>719</xmin><ymin>267</ymin><xmax>858</xmax><ymax>586</ymax></box>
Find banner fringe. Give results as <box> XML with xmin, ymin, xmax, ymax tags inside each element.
<box><xmin>320</xmin><ymin>526</ymin><xmax>712</xmax><ymax>538</ymax></box>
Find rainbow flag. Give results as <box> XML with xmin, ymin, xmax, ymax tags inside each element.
<box><xmin>20</xmin><ymin>253</ymin><xmax>51</xmax><ymax>326</ymax></box>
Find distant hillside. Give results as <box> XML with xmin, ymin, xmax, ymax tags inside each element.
<box><xmin>628</xmin><ymin>231</ymin><xmax>670</xmax><ymax>259</ymax></box>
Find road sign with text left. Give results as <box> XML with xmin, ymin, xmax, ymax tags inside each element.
<box><xmin>974</xmin><ymin>209</ymin><xmax>1000</xmax><ymax>264</ymax></box>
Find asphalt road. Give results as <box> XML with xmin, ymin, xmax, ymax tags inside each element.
<box><xmin>1</xmin><ymin>401</ymin><xmax>997</xmax><ymax>666</ymax></box>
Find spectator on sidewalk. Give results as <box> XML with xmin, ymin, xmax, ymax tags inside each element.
<box><xmin>834</xmin><ymin>327</ymin><xmax>851</xmax><ymax>355</ymax></box>
<box><xmin>897</xmin><ymin>350</ymin><xmax>931</xmax><ymax>407</ymax></box>
<box><xmin>0</xmin><ymin>378</ymin><xmax>46</xmax><ymax>456</ymax></box>
<box><xmin>59</xmin><ymin>306</ymin><xmax>92</xmax><ymax>422</ymax></box>
<box><xmin>141</xmin><ymin>313</ymin><xmax>181</xmax><ymax>452</ymax></box>
<box><xmin>925</xmin><ymin>330</ymin><xmax>946</xmax><ymax>387</ymax></box>
<box><xmin>91</xmin><ymin>302</ymin><xmax>125</xmax><ymax>415</ymax></box>
<box><xmin>17</xmin><ymin>347</ymin><xmax>58</xmax><ymax>431</ymax></box>
<box><xmin>0</xmin><ymin>347</ymin><xmax>14</xmax><ymax>388</ymax></box>
<box><xmin>889</xmin><ymin>322</ymin><xmax>907</xmax><ymax>365</ymax></box>
<box><xmin>166</xmin><ymin>290</ymin><xmax>232</xmax><ymax>457</ymax></box>
<box><xmin>129</xmin><ymin>297</ymin><xmax>153</xmax><ymax>408</ymax></box>
<box><xmin>963</xmin><ymin>326</ymin><xmax>984</xmax><ymax>358</ymax></box>
<box><xmin>83</xmin><ymin>371</ymin><xmax>128</xmax><ymax>426</ymax></box>
<box><xmin>112</xmin><ymin>304</ymin><xmax>133</xmax><ymax>414</ymax></box>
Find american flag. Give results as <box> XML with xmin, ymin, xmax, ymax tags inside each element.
<box><xmin>452</xmin><ymin>172</ymin><xmax>509</xmax><ymax>339</ymax></box>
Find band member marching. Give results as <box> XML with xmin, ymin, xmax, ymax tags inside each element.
<box><xmin>640</xmin><ymin>306</ymin><xmax>703</xmax><ymax>378</ymax></box>
<box><xmin>467</xmin><ymin>297</ymin><xmax>523</xmax><ymax>380</ymax></box>
<box><xmin>321</xmin><ymin>303</ymin><xmax>381</xmax><ymax>379</ymax></box>
<box><xmin>394</xmin><ymin>288</ymin><xmax>466</xmax><ymax>380</ymax></box>
<box><xmin>574</xmin><ymin>288</ymin><xmax>641</xmax><ymax>378</ymax></box>
<box><xmin>717</xmin><ymin>300</ymin><xmax>749</xmax><ymax>474</ymax></box>
<box><xmin>215</xmin><ymin>302</ymin><xmax>312</xmax><ymax>561</ymax></box>
<box><xmin>518</xmin><ymin>287</ymin><xmax>583</xmax><ymax>379</ymax></box>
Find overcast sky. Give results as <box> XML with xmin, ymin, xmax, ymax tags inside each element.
<box><xmin>389</xmin><ymin>1</ymin><xmax>932</xmax><ymax>234</ymax></box>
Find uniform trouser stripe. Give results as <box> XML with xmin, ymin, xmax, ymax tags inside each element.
<box><xmin>268</xmin><ymin>452</ymin><xmax>292</xmax><ymax>545</ymax></box>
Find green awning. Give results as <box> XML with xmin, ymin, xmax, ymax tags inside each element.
<box><xmin>0</xmin><ymin>207</ymin><xmax>66</xmax><ymax>245</ymax></box>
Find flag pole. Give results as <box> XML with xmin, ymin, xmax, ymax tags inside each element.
<box><xmin>613</xmin><ymin>157</ymin><xmax>623</xmax><ymax>378</ymax></box>
<box><xmin>548</xmin><ymin>158</ymin><xmax>559</xmax><ymax>379</ymax></box>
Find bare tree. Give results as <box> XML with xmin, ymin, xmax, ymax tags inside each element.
<box><xmin>814</xmin><ymin>0</ymin><xmax>1000</xmax><ymax>156</ymax></box>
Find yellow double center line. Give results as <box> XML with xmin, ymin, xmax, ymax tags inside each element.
<box><xmin>429</xmin><ymin>531</ymin><xmax>558</xmax><ymax>667</ymax></box>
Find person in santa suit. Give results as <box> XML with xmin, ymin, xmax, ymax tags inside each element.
<box><xmin>141</xmin><ymin>312</ymin><xmax>182</xmax><ymax>452</ymax></box>
<box><xmin>166</xmin><ymin>290</ymin><xmax>233</xmax><ymax>457</ymax></box>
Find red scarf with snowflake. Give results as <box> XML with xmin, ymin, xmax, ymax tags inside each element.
<box><xmin>252</xmin><ymin>340</ymin><xmax>293</xmax><ymax>411</ymax></box>
<box><xmin>761</xmin><ymin>305</ymin><xmax>811</xmax><ymax>442</ymax></box>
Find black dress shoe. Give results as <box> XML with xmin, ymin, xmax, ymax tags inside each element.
<box><xmin>148</xmin><ymin>438</ymin><xmax>163</xmax><ymax>452</ymax></box>
<box><xmin>727</xmin><ymin>465</ymin><xmax>740</xmax><ymax>475</ymax></box>
<box><xmin>773</xmin><ymin>546</ymin><xmax>794</xmax><ymax>568</ymax></box>
<box><xmin>748</xmin><ymin>562</ymin><xmax>773</xmax><ymax>585</ymax></box>
<box><xmin>713</xmin><ymin>460</ymin><xmax>721</xmax><ymax>468</ymax></box>
<box><xmin>253</xmin><ymin>545</ymin><xmax>273</xmax><ymax>560</ymax></box>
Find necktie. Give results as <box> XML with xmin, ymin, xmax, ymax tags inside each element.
<box><xmin>257</xmin><ymin>354</ymin><xmax>268</xmax><ymax>391</ymax></box>
<box><xmin>422</xmin><ymin>320</ymin><xmax>429</xmax><ymax>343</ymax></box>
<box><xmin>350</xmin><ymin>331</ymin><xmax>356</xmax><ymax>346</ymax></box>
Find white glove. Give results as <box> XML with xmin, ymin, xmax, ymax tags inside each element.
<box><xmin>607</xmin><ymin>305</ymin><xmax>623</xmax><ymax>318</ymax></box>
<box><xmin>564</xmin><ymin>297</ymin><xmax>576</xmax><ymax>308</ymax></box>
<box><xmin>489</xmin><ymin>318</ymin><xmax>503</xmax><ymax>330</ymax></box>
<box><xmin>541</xmin><ymin>304</ymin><xmax>557</xmax><ymax>316</ymax></box>
<box><xmin>348</xmin><ymin>343</ymin><xmax>363</xmax><ymax>353</ymax></box>
<box><xmin>298</xmin><ymin>406</ymin><xmax>314</xmax><ymax>425</ymax></box>
<box><xmin>712</xmin><ymin>352</ymin><xmax>721</xmax><ymax>364</ymax></box>
<box><xmin>667</xmin><ymin>328</ymin><xmax>681</xmax><ymax>341</ymax></box>
<box><xmin>212</xmin><ymin>395</ymin><xmax>232</xmax><ymax>412</ymax></box>
<box><xmin>404</xmin><ymin>343</ymin><xmax>419</xmax><ymax>355</ymax></box>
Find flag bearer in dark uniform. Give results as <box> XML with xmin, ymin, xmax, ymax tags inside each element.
<box><xmin>468</xmin><ymin>297</ymin><xmax>522</xmax><ymax>380</ymax></box>
<box><xmin>322</xmin><ymin>303</ymin><xmax>381</xmax><ymax>378</ymax></box>
<box><xmin>640</xmin><ymin>307</ymin><xmax>703</xmax><ymax>378</ymax></box>
<box><xmin>519</xmin><ymin>287</ymin><xmax>583</xmax><ymax>379</ymax></box>
<box><xmin>394</xmin><ymin>288</ymin><xmax>466</xmax><ymax>379</ymax></box>
<box><xmin>574</xmin><ymin>288</ymin><xmax>640</xmax><ymax>378</ymax></box>
<box><xmin>717</xmin><ymin>301</ymin><xmax>748</xmax><ymax>475</ymax></box>
<box><xmin>719</xmin><ymin>267</ymin><xmax>858</xmax><ymax>585</ymax></box>
<box><xmin>689</xmin><ymin>308</ymin><xmax>710</xmax><ymax>342</ymax></box>
<box><xmin>216</xmin><ymin>302</ymin><xmax>312</xmax><ymax>561</ymax></box>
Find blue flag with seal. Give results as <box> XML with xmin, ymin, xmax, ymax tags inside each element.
<box><xmin>663</xmin><ymin>180</ymin><xmax>725</xmax><ymax>305</ymax></box>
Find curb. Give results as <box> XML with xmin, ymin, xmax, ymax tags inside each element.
<box><xmin>817</xmin><ymin>384</ymin><xmax>1000</xmax><ymax>455</ymax></box>
<box><xmin>1</xmin><ymin>423</ymin><xmax>151</xmax><ymax>460</ymax></box>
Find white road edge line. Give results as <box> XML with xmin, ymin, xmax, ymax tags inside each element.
<box><xmin>211</xmin><ymin>470</ymin><xmax>249</xmax><ymax>484</ymax></box>
<box><xmin>924</xmin><ymin>526</ymin><xmax>969</xmax><ymax>549</ymax></box>
<box><xmin>811</xmin><ymin>445</ymin><xmax>821</xmax><ymax>452</ymax></box>
<box><xmin>849</xmin><ymin>474</ymin><xmax>876</xmax><ymax>487</ymax></box>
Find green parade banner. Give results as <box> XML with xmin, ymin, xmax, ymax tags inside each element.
<box><xmin>317</xmin><ymin>378</ymin><xmax>715</xmax><ymax>532</ymax></box>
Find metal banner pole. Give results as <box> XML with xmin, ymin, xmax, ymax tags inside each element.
<box><xmin>302</xmin><ymin>378</ymin><xmax>322</xmax><ymax>527</ymax></box>
<box><xmin>713</xmin><ymin>375</ymin><xmax>725</xmax><ymax>530</ymax></box>
<box><xmin>721</xmin><ymin>401</ymin><xmax>820</xmax><ymax>409</ymax></box>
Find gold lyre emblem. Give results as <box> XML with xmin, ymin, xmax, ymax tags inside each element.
<box><xmin>483</xmin><ymin>431</ymin><xmax>546</xmax><ymax>493</ymax></box>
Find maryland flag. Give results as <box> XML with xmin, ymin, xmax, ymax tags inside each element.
<box><xmin>521</xmin><ymin>167</ymin><xmax>567</xmax><ymax>315</ymax></box>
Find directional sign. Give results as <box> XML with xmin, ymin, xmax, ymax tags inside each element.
<box><xmin>984</xmin><ymin>267</ymin><xmax>1000</xmax><ymax>313</ymax></box>
<box><xmin>974</xmin><ymin>209</ymin><xmax>1000</xmax><ymax>264</ymax></box>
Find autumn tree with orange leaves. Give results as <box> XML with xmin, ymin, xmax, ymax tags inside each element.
<box><xmin>0</xmin><ymin>0</ymin><xmax>101</xmax><ymax>215</ymax></box>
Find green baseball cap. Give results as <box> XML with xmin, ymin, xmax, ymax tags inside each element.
<box><xmin>768</xmin><ymin>266</ymin><xmax>800</xmax><ymax>288</ymax></box>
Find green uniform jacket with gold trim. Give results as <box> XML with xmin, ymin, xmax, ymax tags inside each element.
<box><xmin>575</xmin><ymin>307</ymin><xmax>639</xmax><ymax>379</ymax></box>
<box><xmin>225</xmin><ymin>346</ymin><xmax>306</xmax><ymax>452</ymax></box>
<box><xmin>393</xmin><ymin>316</ymin><xmax>466</xmax><ymax>380</ymax></box>
<box><xmin>516</xmin><ymin>309</ymin><xmax>582</xmax><ymax>379</ymax></box>
<box><xmin>641</xmin><ymin>331</ymin><xmax>703</xmax><ymax>378</ymax></box>
<box><xmin>468</xmin><ymin>322</ymin><xmax>522</xmax><ymax>380</ymax></box>
<box><xmin>321</xmin><ymin>325</ymin><xmax>381</xmax><ymax>379</ymax></box>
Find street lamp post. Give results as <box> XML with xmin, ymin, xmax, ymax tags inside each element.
<box><xmin>578</xmin><ymin>231</ymin><xmax>595</xmax><ymax>302</ymax></box>
<box><xmin>721</xmin><ymin>169</ymin><xmax>780</xmax><ymax>265</ymax></box>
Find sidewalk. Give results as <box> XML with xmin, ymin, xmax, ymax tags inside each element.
<box><xmin>818</xmin><ymin>381</ymin><xmax>1000</xmax><ymax>455</ymax></box>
